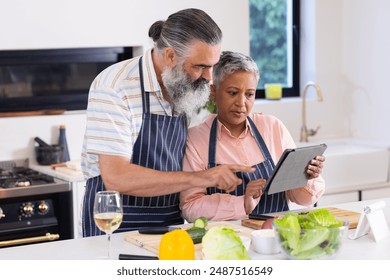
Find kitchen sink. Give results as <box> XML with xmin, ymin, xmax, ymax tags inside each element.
<box><xmin>297</xmin><ymin>138</ymin><xmax>390</xmax><ymax>189</ymax></box>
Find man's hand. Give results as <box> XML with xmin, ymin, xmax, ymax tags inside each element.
<box><xmin>199</xmin><ymin>164</ymin><xmax>255</xmax><ymax>193</ymax></box>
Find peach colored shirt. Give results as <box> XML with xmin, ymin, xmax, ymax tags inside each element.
<box><xmin>180</xmin><ymin>113</ymin><xmax>325</xmax><ymax>222</ymax></box>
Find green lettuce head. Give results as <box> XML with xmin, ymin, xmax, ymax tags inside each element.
<box><xmin>201</xmin><ymin>226</ymin><xmax>251</xmax><ymax>260</ymax></box>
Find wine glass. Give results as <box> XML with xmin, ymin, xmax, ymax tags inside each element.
<box><xmin>93</xmin><ymin>190</ymin><xmax>123</xmax><ymax>259</ymax></box>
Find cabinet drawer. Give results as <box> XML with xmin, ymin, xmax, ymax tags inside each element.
<box><xmin>316</xmin><ymin>192</ymin><xmax>359</xmax><ymax>207</ymax></box>
<box><xmin>362</xmin><ymin>187</ymin><xmax>390</xmax><ymax>201</ymax></box>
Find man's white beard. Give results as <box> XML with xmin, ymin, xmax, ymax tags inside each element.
<box><xmin>162</xmin><ymin>63</ymin><xmax>210</xmax><ymax>120</ymax></box>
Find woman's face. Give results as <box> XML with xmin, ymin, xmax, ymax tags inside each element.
<box><xmin>212</xmin><ymin>71</ymin><xmax>257</xmax><ymax>134</ymax></box>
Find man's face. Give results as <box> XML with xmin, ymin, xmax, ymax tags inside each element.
<box><xmin>181</xmin><ymin>41</ymin><xmax>221</xmax><ymax>82</ymax></box>
<box><xmin>162</xmin><ymin>42</ymin><xmax>221</xmax><ymax>118</ymax></box>
<box><xmin>162</xmin><ymin>61</ymin><xmax>210</xmax><ymax>119</ymax></box>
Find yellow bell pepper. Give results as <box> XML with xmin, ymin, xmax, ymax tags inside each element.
<box><xmin>158</xmin><ymin>229</ymin><xmax>195</xmax><ymax>260</ymax></box>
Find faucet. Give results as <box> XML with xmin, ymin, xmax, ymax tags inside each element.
<box><xmin>300</xmin><ymin>81</ymin><xmax>323</xmax><ymax>142</ymax></box>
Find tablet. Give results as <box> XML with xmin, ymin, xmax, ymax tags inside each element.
<box><xmin>264</xmin><ymin>143</ymin><xmax>327</xmax><ymax>195</ymax></box>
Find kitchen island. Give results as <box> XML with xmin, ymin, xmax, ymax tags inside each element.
<box><xmin>0</xmin><ymin>198</ymin><xmax>389</xmax><ymax>260</ymax></box>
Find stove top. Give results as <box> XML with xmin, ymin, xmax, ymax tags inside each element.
<box><xmin>0</xmin><ymin>166</ymin><xmax>55</xmax><ymax>188</ymax></box>
<box><xmin>0</xmin><ymin>159</ymin><xmax>70</xmax><ymax>199</ymax></box>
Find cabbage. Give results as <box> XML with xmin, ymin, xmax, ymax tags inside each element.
<box><xmin>201</xmin><ymin>226</ymin><xmax>251</xmax><ymax>260</ymax></box>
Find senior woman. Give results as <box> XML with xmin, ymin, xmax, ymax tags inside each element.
<box><xmin>180</xmin><ymin>51</ymin><xmax>326</xmax><ymax>222</ymax></box>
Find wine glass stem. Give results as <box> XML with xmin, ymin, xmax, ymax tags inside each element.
<box><xmin>108</xmin><ymin>233</ymin><xmax>112</xmax><ymax>259</ymax></box>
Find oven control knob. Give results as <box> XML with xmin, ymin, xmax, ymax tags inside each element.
<box><xmin>38</xmin><ymin>201</ymin><xmax>49</xmax><ymax>214</ymax></box>
<box><xmin>23</xmin><ymin>203</ymin><xmax>34</xmax><ymax>215</ymax></box>
<box><xmin>0</xmin><ymin>207</ymin><xmax>4</xmax><ymax>219</ymax></box>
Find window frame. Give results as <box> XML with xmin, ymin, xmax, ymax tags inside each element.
<box><xmin>252</xmin><ymin>0</ymin><xmax>300</xmax><ymax>99</ymax></box>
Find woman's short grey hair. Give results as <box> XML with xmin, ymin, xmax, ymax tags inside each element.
<box><xmin>212</xmin><ymin>51</ymin><xmax>260</xmax><ymax>88</ymax></box>
<box><xmin>148</xmin><ymin>8</ymin><xmax>222</xmax><ymax>60</ymax></box>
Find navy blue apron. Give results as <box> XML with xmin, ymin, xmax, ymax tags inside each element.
<box><xmin>207</xmin><ymin>117</ymin><xmax>289</xmax><ymax>214</ymax></box>
<box><xmin>82</xmin><ymin>57</ymin><xmax>186</xmax><ymax>237</ymax></box>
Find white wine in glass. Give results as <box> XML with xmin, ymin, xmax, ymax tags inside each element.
<box><xmin>93</xmin><ymin>191</ymin><xmax>123</xmax><ymax>259</ymax></box>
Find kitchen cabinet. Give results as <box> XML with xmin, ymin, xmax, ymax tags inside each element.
<box><xmin>316</xmin><ymin>191</ymin><xmax>359</xmax><ymax>207</ymax></box>
<box><xmin>362</xmin><ymin>186</ymin><xmax>390</xmax><ymax>201</ymax></box>
<box><xmin>318</xmin><ymin>181</ymin><xmax>390</xmax><ymax>207</ymax></box>
<box><xmin>31</xmin><ymin>164</ymin><xmax>85</xmax><ymax>239</ymax></box>
<box><xmin>72</xmin><ymin>180</ymin><xmax>86</xmax><ymax>239</ymax></box>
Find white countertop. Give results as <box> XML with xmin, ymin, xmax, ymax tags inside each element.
<box><xmin>31</xmin><ymin>163</ymin><xmax>85</xmax><ymax>182</ymax></box>
<box><xmin>1</xmin><ymin>198</ymin><xmax>389</xmax><ymax>260</ymax></box>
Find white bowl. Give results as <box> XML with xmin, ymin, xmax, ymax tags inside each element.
<box><xmin>251</xmin><ymin>229</ymin><xmax>280</xmax><ymax>255</ymax></box>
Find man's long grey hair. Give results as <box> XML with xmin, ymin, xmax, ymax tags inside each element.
<box><xmin>148</xmin><ymin>8</ymin><xmax>222</xmax><ymax>60</ymax></box>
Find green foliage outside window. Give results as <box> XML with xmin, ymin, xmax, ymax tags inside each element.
<box><xmin>250</xmin><ymin>0</ymin><xmax>288</xmax><ymax>89</ymax></box>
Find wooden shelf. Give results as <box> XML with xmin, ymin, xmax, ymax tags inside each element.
<box><xmin>0</xmin><ymin>110</ymin><xmax>65</xmax><ymax>117</ymax></box>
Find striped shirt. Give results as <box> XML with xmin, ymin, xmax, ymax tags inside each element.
<box><xmin>81</xmin><ymin>49</ymin><xmax>173</xmax><ymax>178</ymax></box>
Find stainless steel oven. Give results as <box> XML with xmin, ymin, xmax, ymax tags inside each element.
<box><xmin>0</xmin><ymin>159</ymin><xmax>73</xmax><ymax>248</ymax></box>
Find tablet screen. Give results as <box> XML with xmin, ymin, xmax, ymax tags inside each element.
<box><xmin>264</xmin><ymin>143</ymin><xmax>327</xmax><ymax>195</ymax></box>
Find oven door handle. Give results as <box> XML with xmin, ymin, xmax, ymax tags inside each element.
<box><xmin>0</xmin><ymin>233</ymin><xmax>60</xmax><ymax>247</ymax></box>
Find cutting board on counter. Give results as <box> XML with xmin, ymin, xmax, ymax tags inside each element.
<box><xmin>124</xmin><ymin>221</ymin><xmax>253</xmax><ymax>260</ymax></box>
<box><xmin>241</xmin><ymin>207</ymin><xmax>361</xmax><ymax>230</ymax></box>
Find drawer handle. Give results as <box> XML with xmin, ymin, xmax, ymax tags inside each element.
<box><xmin>0</xmin><ymin>233</ymin><xmax>59</xmax><ymax>247</ymax></box>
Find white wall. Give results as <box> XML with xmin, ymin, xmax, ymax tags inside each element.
<box><xmin>0</xmin><ymin>0</ymin><xmax>249</xmax><ymax>53</ymax></box>
<box><xmin>2</xmin><ymin>0</ymin><xmax>390</xmax><ymax>163</ymax></box>
<box><xmin>341</xmin><ymin>0</ymin><xmax>390</xmax><ymax>142</ymax></box>
<box><xmin>0</xmin><ymin>111</ymin><xmax>86</xmax><ymax>163</ymax></box>
<box><xmin>0</xmin><ymin>0</ymin><xmax>249</xmax><ymax>162</ymax></box>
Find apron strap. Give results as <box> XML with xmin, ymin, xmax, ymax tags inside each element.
<box><xmin>208</xmin><ymin>116</ymin><xmax>274</xmax><ymax>165</ymax></box>
<box><xmin>138</xmin><ymin>56</ymin><xmax>150</xmax><ymax>114</ymax></box>
<box><xmin>208</xmin><ymin>117</ymin><xmax>219</xmax><ymax>165</ymax></box>
<box><xmin>247</xmin><ymin>117</ymin><xmax>273</xmax><ymax>162</ymax></box>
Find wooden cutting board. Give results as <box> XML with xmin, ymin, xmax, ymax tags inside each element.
<box><xmin>124</xmin><ymin>221</ymin><xmax>253</xmax><ymax>260</ymax></box>
<box><xmin>0</xmin><ymin>109</ymin><xmax>65</xmax><ymax>117</ymax></box>
<box><xmin>241</xmin><ymin>207</ymin><xmax>361</xmax><ymax>230</ymax></box>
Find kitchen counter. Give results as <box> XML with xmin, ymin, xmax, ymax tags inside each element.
<box><xmin>0</xmin><ymin>198</ymin><xmax>389</xmax><ymax>260</ymax></box>
<box><xmin>30</xmin><ymin>163</ymin><xmax>84</xmax><ymax>182</ymax></box>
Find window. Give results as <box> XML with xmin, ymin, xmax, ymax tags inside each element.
<box><xmin>250</xmin><ymin>0</ymin><xmax>300</xmax><ymax>98</ymax></box>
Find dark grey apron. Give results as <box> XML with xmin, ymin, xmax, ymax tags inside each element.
<box><xmin>82</xmin><ymin>57</ymin><xmax>187</xmax><ymax>237</ymax></box>
<box><xmin>207</xmin><ymin>117</ymin><xmax>289</xmax><ymax>214</ymax></box>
